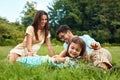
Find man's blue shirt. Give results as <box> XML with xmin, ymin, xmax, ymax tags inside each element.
<box><xmin>63</xmin><ymin>35</ymin><xmax>99</xmax><ymax>54</ymax></box>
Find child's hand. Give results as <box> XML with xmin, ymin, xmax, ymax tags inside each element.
<box><xmin>52</xmin><ymin>57</ymin><xmax>65</xmax><ymax>63</ymax></box>
<box><xmin>90</xmin><ymin>42</ymin><xmax>101</xmax><ymax>50</ymax></box>
<box><xmin>52</xmin><ymin>57</ymin><xmax>60</xmax><ymax>63</ymax></box>
<box><xmin>52</xmin><ymin>55</ymin><xmax>59</xmax><ymax>58</ymax></box>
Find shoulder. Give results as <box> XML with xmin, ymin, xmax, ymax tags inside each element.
<box><xmin>63</xmin><ymin>42</ymin><xmax>68</xmax><ymax>50</ymax></box>
<box><xmin>82</xmin><ymin>34</ymin><xmax>90</xmax><ymax>37</ymax></box>
<box><xmin>79</xmin><ymin>34</ymin><xmax>91</xmax><ymax>39</ymax></box>
<box><xmin>26</xmin><ymin>26</ymin><xmax>34</xmax><ymax>36</ymax></box>
<box><xmin>26</xmin><ymin>25</ymin><xmax>34</xmax><ymax>32</ymax></box>
<box><xmin>27</xmin><ymin>25</ymin><xmax>34</xmax><ymax>30</ymax></box>
<box><xmin>63</xmin><ymin>42</ymin><xmax>68</xmax><ymax>46</ymax></box>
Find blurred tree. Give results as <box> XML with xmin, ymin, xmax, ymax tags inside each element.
<box><xmin>21</xmin><ymin>1</ymin><xmax>37</xmax><ymax>27</ymax></box>
<box><xmin>0</xmin><ymin>17</ymin><xmax>24</xmax><ymax>46</ymax></box>
<box><xmin>48</xmin><ymin>0</ymin><xmax>120</xmax><ymax>43</ymax></box>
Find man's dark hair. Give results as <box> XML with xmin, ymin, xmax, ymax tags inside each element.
<box><xmin>56</xmin><ymin>25</ymin><xmax>71</xmax><ymax>35</ymax></box>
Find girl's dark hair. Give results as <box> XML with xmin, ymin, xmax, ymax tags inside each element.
<box><xmin>31</xmin><ymin>10</ymin><xmax>49</xmax><ymax>40</ymax></box>
<box><xmin>66</xmin><ymin>37</ymin><xmax>86</xmax><ymax>58</ymax></box>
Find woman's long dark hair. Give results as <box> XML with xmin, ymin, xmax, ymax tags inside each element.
<box><xmin>31</xmin><ymin>10</ymin><xmax>49</xmax><ymax>41</ymax></box>
<box><xmin>66</xmin><ymin>37</ymin><xmax>86</xmax><ymax>58</ymax></box>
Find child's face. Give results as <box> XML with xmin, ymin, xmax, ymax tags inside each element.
<box><xmin>68</xmin><ymin>42</ymin><xmax>81</xmax><ymax>58</ymax></box>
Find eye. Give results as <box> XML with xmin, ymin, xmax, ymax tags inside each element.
<box><xmin>71</xmin><ymin>46</ymin><xmax>74</xmax><ymax>49</ymax></box>
<box><xmin>61</xmin><ymin>35</ymin><xmax>64</xmax><ymax>39</ymax></box>
<box><xmin>76</xmin><ymin>49</ymin><xmax>79</xmax><ymax>52</ymax></box>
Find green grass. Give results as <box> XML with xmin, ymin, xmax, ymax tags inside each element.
<box><xmin>0</xmin><ymin>45</ymin><xmax>120</xmax><ymax>80</ymax></box>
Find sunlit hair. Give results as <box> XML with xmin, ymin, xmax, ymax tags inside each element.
<box><xmin>56</xmin><ymin>24</ymin><xmax>71</xmax><ymax>35</ymax></box>
<box><xmin>66</xmin><ymin>37</ymin><xmax>86</xmax><ymax>58</ymax></box>
<box><xmin>31</xmin><ymin>10</ymin><xmax>49</xmax><ymax>40</ymax></box>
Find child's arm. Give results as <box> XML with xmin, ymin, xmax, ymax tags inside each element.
<box><xmin>52</xmin><ymin>50</ymin><xmax>67</xmax><ymax>58</ymax></box>
<box><xmin>58</xmin><ymin>50</ymin><xmax>67</xmax><ymax>57</ymax></box>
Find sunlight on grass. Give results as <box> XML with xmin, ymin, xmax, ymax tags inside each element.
<box><xmin>0</xmin><ymin>46</ymin><xmax>120</xmax><ymax>80</ymax></box>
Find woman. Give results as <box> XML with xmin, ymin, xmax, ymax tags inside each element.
<box><xmin>8</xmin><ymin>10</ymin><xmax>55</xmax><ymax>62</ymax></box>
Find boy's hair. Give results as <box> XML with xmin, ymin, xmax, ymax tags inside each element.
<box><xmin>66</xmin><ymin>37</ymin><xmax>86</xmax><ymax>58</ymax></box>
<box><xmin>56</xmin><ymin>25</ymin><xmax>71</xmax><ymax>35</ymax></box>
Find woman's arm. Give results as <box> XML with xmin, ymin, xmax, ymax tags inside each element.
<box><xmin>26</xmin><ymin>34</ymin><xmax>34</xmax><ymax>56</ymax></box>
<box><xmin>46</xmin><ymin>37</ymin><xmax>55</xmax><ymax>56</ymax></box>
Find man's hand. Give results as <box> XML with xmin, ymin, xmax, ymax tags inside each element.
<box><xmin>90</xmin><ymin>42</ymin><xmax>101</xmax><ymax>50</ymax></box>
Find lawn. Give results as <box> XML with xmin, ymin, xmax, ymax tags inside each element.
<box><xmin>0</xmin><ymin>45</ymin><xmax>120</xmax><ymax>80</ymax></box>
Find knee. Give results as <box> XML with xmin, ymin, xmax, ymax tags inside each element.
<box><xmin>8</xmin><ymin>53</ymin><xmax>19</xmax><ymax>62</ymax></box>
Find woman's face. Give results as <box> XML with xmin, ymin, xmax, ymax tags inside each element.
<box><xmin>68</xmin><ymin>42</ymin><xmax>82</xmax><ymax>58</ymax></box>
<box><xmin>38</xmin><ymin>14</ymin><xmax>48</xmax><ymax>29</ymax></box>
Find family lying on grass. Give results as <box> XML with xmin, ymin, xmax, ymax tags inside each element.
<box><xmin>8</xmin><ymin>10</ymin><xmax>112</xmax><ymax>70</ymax></box>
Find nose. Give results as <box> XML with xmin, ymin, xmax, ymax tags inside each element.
<box><xmin>41</xmin><ymin>19</ymin><xmax>47</xmax><ymax>23</ymax></box>
<box><xmin>61</xmin><ymin>39</ymin><xmax>65</xmax><ymax>42</ymax></box>
<box><xmin>73</xmin><ymin>49</ymin><xmax>77</xmax><ymax>53</ymax></box>
<box><xmin>43</xmin><ymin>20</ymin><xmax>46</xmax><ymax>23</ymax></box>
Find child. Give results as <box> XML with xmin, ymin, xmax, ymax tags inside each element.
<box><xmin>17</xmin><ymin>37</ymin><xmax>86</xmax><ymax>67</ymax></box>
<box><xmin>52</xmin><ymin>36</ymin><xmax>87</xmax><ymax>63</ymax></box>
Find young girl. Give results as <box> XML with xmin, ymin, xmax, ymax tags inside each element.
<box><xmin>52</xmin><ymin>36</ymin><xmax>87</xmax><ymax>63</ymax></box>
<box><xmin>17</xmin><ymin>37</ymin><xmax>86</xmax><ymax>67</ymax></box>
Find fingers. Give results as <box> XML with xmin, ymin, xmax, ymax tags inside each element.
<box><xmin>26</xmin><ymin>52</ymin><xmax>34</xmax><ymax>56</ymax></box>
<box><xmin>90</xmin><ymin>42</ymin><xmax>100</xmax><ymax>50</ymax></box>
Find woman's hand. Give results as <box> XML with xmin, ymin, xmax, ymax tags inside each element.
<box><xmin>26</xmin><ymin>51</ymin><xmax>34</xmax><ymax>56</ymax></box>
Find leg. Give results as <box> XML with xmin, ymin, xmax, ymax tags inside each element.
<box><xmin>90</xmin><ymin>48</ymin><xmax>112</xmax><ymax>70</ymax></box>
<box><xmin>8</xmin><ymin>53</ymin><xmax>20</xmax><ymax>63</ymax></box>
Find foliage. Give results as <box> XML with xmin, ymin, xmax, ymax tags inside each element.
<box><xmin>0</xmin><ymin>0</ymin><xmax>120</xmax><ymax>46</ymax></box>
<box><xmin>20</xmin><ymin>1</ymin><xmax>37</xmax><ymax>27</ymax></box>
<box><xmin>114</xmin><ymin>28</ymin><xmax>120</xmax><ymax>43</ymax></box>
<box><xmin>0</xmin><ymin>17</ymin><xmax>25</xmax><ymax>46</ymax></box>
<box><xmin>48</xmin><ymin>0</ymin><xmax>120</xmax><ymax>43</ymax></box>
<box><xmin>0</xmin><ymin>1</ymin><xmax>38</xmax><ymax>46</ymax></box>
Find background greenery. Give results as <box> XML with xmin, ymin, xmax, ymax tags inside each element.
<box><xmin>0</xmin><ymin>0</ymin><xmax>120</xmax><ymax>46</ymax></box>
<box><xmin>0</xmin><ymin>46</ymin><xmax>120</xmax><ymax>80</ymax></box>
<box><xmin>0</xmin><ymin>0</ymin><xmax>120</xmax><ymax>79</ymax></box>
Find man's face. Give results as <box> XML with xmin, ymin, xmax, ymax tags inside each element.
<box><xmin>58</xmin><ymin>31</ymin><xmax>70</xmax><ymax>43</ymax></box>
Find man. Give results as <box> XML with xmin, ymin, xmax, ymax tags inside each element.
<box><xmin>56</xmin><ymin>24</ymin><xmax>112</xmax><ymax>70</ymax></box>
<box><xmin>56</xmin><ymin>24</ymin><xmax>100</xmax><ymax>56</ymax></box>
